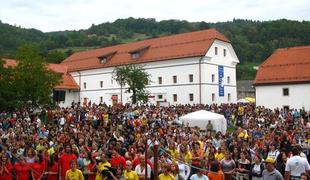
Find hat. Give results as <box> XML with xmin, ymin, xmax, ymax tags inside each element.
<box><xmin>264</xmin><ymin>157</ymin><xmax>275</xmax><ymax>164</ymax></box>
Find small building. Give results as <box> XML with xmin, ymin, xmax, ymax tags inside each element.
<box><xmin>61</xmin><ymin>28</ymin><xmax>240</xmax><ymax>106</ymax></box>
<box><xmin>236</xmin><ymin>80</ymin><xmax>255</xmax><ymax>99</ymax></box>
<box><xmin>254</xmin><ymin>45</ymin><xmax>310</xmax><ymax>111</ymax></box>
<box><xmin>2</xmin><ymin>58</ymin><xmax>80</xmax><ymax>107</ymax></box>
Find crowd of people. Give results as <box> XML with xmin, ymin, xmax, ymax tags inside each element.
<box><xmin>0</xmin><ymin>102</ymin><xmax>310</xmax><ymax>180</ymax></box>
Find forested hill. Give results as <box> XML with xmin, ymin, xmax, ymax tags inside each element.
<box><xmin>0</xmin><ymin>18</ymin><xmax>309</xmax><ymax>79</ymax></box>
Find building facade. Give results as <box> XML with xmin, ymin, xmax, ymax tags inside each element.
<box><xmin>254</xmin><ymin>46</ymin><xmax>310</xmax><ymax>111</ymax></box>
<box><xmin>61</xmin><ymin>29</ymin><xmax>239</xmax><ymax>106</ymax></box>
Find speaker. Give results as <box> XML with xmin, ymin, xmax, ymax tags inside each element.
<box><xmin>53</xmin><ymin>90</ymin><xmax>66</xmax><ymax>101</ymax></box>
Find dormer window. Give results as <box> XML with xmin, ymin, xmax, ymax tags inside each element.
<box><xmin>99</xmin><ymin>57</ymin><xmax>107</xmax><ymax>64</ymax></box>
<box><xmin>97</xmin><ymin>51</ymin><xmax>117</xmax><ymax>64</ymax></box>
<box><xmin>131</xmin><ymin>52</ymin><xmax>140</xmax><ymax>59</ymax></box>
<box><xmin>129</xmin><ymin>45</ymin><xmax>150</xmax><ymax>60</ymax></box>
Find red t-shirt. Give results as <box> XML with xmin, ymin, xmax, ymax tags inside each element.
<box><xmin>110</xmin><ymin>155</ymin><xmax>126</xmax><ymax>168</ymax></box>
<box><xmin>87</xmin><ymin>162</ymin><xmax>96</xmax><ymax>180</ymax></box>
<box><xmin>31</xmin><ymin>162</ymin><xmax>45</xmax><ymax>180</ymax></box>
<box><xmin>0</xmin><ymin>161</ymin><xmax>13</xmax><ymax>180</ymax></box>
<box><xmin>59</xmin><ymin>153</ymin><xmax>77</xmax><ymax>178</ymax></box>
<box><xmin>14</xmin><ymin>162</ymin><xmax>30</xmax><ymax>180</ymax></box>
<box><xmin>47</xmin><ymin>163</ymin><xmax>59</xmax><ymax>180</ymax></box>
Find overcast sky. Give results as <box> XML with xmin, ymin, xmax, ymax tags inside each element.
<box><xmin>0</xmin><ymin>0</ymin><xmax>309</xmax><ymax>32</ymax></box>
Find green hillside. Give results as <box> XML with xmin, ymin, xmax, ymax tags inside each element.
<box><xmin>0</xmin><ymin>18</ymin><xmax>309</xmax><ymax>79</ymax></box>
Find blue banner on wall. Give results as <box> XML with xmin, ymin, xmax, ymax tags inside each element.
<box><xmin>218</xmin><ymin>65</ymin><xmax>224</xmax><ymax>96</ymax></box>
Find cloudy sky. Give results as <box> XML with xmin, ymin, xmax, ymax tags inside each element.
<box><xmin>0</xmin><ymin>0</ymin><xmax>309</xmax><ymax>32</ymax></box>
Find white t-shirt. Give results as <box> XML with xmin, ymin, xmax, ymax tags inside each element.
<box><xmin>285</xmin><ymin>155</ymin><xmax>310</xmax><ymax>176</ymax></box>
<box><xmin>135</xmin><ymin>164</ymin><xmax>151</xmax><ymax>178</ymax></box>
<box><xmin>190</xmin><ymin>174</ymin><xmax>209</xmax><ymax>180</ymax></box>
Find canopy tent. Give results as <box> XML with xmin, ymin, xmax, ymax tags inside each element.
<box><xmin>179</xmin><ymin>110</ymin><xmax>227</xmax><ymax>133</ymax></box>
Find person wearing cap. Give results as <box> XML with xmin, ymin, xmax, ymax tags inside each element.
<box><xmin>262</xmin><ymin>157</ymin><xmax>283</xmax><ymax>180</ymax></box>
<box><xmin>284</xmin><ymin>147</ymin><xmax>310</xmax><ymax>180</ymax></box>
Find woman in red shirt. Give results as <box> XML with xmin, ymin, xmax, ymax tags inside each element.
<box><xmin>46</xmin><ymin>154</ymin><xmax>59</xmax><ymax>180</ymax></box>
<box><xmin>0</xmin><ymin>155</ymin><xmax>13</xmax><ymax>180</ymax></box>
<box><xmin>86</xmin><ymin>156</ymin><xmax>97</xmax><ymax>180</ymax></box>
<box><xmin>31</xmin><ymin>153</ymin><xmax>46</xmax><ymax>180</ymax></box>
<box><xmin>14</xmin><ymin>157</ymin><xmax>30</xmax><ymax>180</ymax></box>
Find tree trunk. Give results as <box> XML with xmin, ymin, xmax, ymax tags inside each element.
<box><xmin>132</xmin><ymin>89</ymin><xmax>137</xmax><ymax>104</ymax></box>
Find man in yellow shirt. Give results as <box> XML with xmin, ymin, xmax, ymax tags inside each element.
<box><xmin>123</xmin><ymin>161</ymin><xmax>139</xmax><ymax>180</ymax></box>
<box><xmin>96</xmin><ymin>154</ymin><xmax>111</xmax><ymax>180</ymax></box>
<box><xmin>65</xmin><ymin>160</ymin><xmax>84</xmax><ymax>180</ymax></box>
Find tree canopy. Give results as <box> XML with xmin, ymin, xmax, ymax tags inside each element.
<box><xmin>0</xmin><ymin>44</ymin><xmax>61</xmax><ymax>110</ymax></box>
<box><xmin>112</xmin><ymin>64</ymin><xmax>150</xmax><ymax>104</ymax></box>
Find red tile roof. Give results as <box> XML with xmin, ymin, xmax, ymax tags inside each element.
<box><xmin>61</xmin><ymin>28</ymin><xmax>229</xmax><ymax>72</ymax></box>
<box><xmin>254</xmin><ymin>45</ymin><xmax>310</xmax><ymax>85</ymax></box>
<box><xmin>2</xmin><ymin>58</ymin><xmax>79</xmax><ymax>90</ymax></box>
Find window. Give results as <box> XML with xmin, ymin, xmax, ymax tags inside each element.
<box><xmin>99</xmin><ymin>57</ymin><xmax>107</xmax><ymax>64</ymax></box>
<box><xmin>173</xmin><ymin>76</ymin><xmax>177</xmax><ymax>83</ymax></box>
<box><xmin>100</xmin><ymin>81</ymin><xmax>103</xmax><ymax>88</ymax></box>
<box><xmin>212</xmin><ymin>93</ymin><xmax>215</xmax><ymax>101</ymax></box>
<box><xmin>227</xmin><ymin>76</ymin><xmax>231</xmax><ymax>84</ymax></box>
<box><xmin>228</xmin><ymin>93</ymin><xmax>231</xmax><ymax>102</ymax></box>
<box><xmin>83</xmin><ymin>82</ymin><xmax>86</xmax><ymax>89</ymax></box>
<box><xmin>131</xmin><ymin>52</ymin><xmax>140</xmax><ymax>59</ymax></box>
<box><xmin>283</xmin><ymin>88</ymin><xmax>289</xmax><ymax>96</ymax></box>
<box><xmin>212</xmin><ymin>74</ymin><xmax>215</xmax><ymax>83</ymax></box>
<box><xmin>100</xmin><ymin>96</ymin><xmax>103</xmax><ymax>102</ymax></box>
<box><xmin>223</xmin><ymin>49</ymin><xmax>226</xmax><ymax>57</ymax></box>
<box><xmin>173</xmin><ymin>94</ymin><xmax>177</xmax><ymax>102</ymax></box>
<box><xmin>189</xmin><ymin>74</ymin><xmax>193</xmax><ymax>82</ymax></box>
<box><xmin>158</xmin><ymin>77</ymin><xmax>162</xmax><ymax>84</ymax></box>
<box><xmin>157</xmin><ymin>95</ymin><xmax>163</xmax><ymax>99</ymax></box>
<box><xmin>215</xmin><ymin>47</ymin><xmax>218</xmax><ymax>55</ymax></box>
<box><xmin>189</xmin><ymin>93</ymin><xmax>194</xmax><ymax>101</ymax></box>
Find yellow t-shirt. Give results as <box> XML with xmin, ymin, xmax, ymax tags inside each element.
<box><xmin>167</xmin><ymin>149</ymin><xmax>179</xmax><ymax>162</ymax></box>
<box><xmin>185</xmin><ymin>151</ymin><xmax>192</xmax><ymax>163</ymax></box>
<box><xmin>123</xmin><ymin>170</ymin><xmax>139</xmax><ymax>180</ymax></box>
<box><xmin>95</xmin><ymin>162</ymin><xmax>111</xmax><ymax>180</ymax></box>
<box><xmin>65</xmin><ymin>169</ymin><xmax>84</xmax><ymax>180</ymax></box>
<box><xmin>158</xmin><ymin>173</ymin><xmax>175</xmax><ymax>180</ymax></box>
<box><xmin>103</xmin><ymin>114</ymin><xmax>109</xmax><ymax>122</ymax></box>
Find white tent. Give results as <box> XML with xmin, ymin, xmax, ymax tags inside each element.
<box><xmin>179</xmin><ymin>110</ymin><xmax>227</xmax><ymax>133</ymax></box>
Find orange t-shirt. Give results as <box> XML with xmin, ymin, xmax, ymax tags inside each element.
<box><xmin>207</xmin><ymin>171</ymin><xmax>224</xmax><ymax>180</ymax></box>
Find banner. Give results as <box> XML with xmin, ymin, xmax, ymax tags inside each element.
<box><xmin>218</xmin><ymin>65</ymin><xmax>224</xmax><ymax>96</ymax></box>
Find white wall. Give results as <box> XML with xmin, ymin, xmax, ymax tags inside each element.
<box><xmin>256</xmin><ymin>84</ymin><xmax>310</xmax><ymax>111</ymax></box>
<box><xmin>58</xmin><ymin>90</ymin><xmax>79</xmax><ymax>107</ymax></box>
<box><xmin>67</xmin><ymin>40</ymin><xmax>239</xmax><ymax>106</ymax></box>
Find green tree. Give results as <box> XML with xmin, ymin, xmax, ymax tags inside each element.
<box><xmin>113</xmin><ymin>64</ymin><xmax>150</xmax><ymax>104</ymax></box>
<box><xmin>46</xmin><ymin>49</ymin><xmax>67</xmax><ymax>63</ymax></box>
<box><xmin>0</xmin><ymin>58</ymin><xmax>18</xmax><ymax>110</ymax></box>
<box><xmin>13</xmin><ymin>44</ymin><xmax>61</xmax><ymax>107</ymax></box>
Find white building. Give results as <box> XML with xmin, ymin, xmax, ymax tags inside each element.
<box><xmin>254</xmin><ymin>45</ymin><xmax>310</xmax><ymax>111</ymax></box>
<box><xmin>61</xmin><ymin>28</ymin><xmax>239</xmax><ymax>106</ymax></box>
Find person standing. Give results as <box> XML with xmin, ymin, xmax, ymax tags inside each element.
<box><xmin>220</xmin><ymin>151</ymin><xmax>235</xmax><ymax>180</ymax></box>
<box><xmin>65</xmin><ymin>160</ymin><xmax>84</xmax><ymax>180</ymax></box>
<box><xmin>0</xmin><ymin>155</ymin><xmax>13</xmax><ymax>180</ymax></box>
<box><xmin>262</xmin><ymin>157</ymin><xmax>283</xmax><ymax>180</ymax></box>
<box><xmin>250</xmin><ymin>154</ymin><xmax>264</xmax><ymax>180</ymax></box>
<box><xmin>59</xmin><ymin>145</ymin><xmax>77</xmax><ymax>180</ymax></box>
<box><xmin>285</xmin><ymin>147</ymin><xmax>310</xmax><ymax>180</ymax></box>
